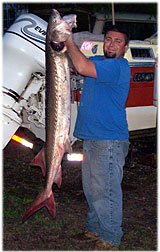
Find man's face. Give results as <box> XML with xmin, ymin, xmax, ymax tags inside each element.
<box><xmin>103</xmin><ymin>31</ymin><xmax>129</xmax><ymax>59</ymax></box>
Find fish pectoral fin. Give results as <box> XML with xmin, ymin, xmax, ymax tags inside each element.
<box><xmin>30</xmin><ymin>148</ymin><xmax>46</xmax><ymax>177</ymax></box>
<box><xmin>22</xmin><ymin>190</ymin><xmax>56</xmax><ymax>222</ymax></box>
<box><xmin>54</xmin><ymin>165</ymin><xmax>62</xmax><ymax>188</ymax></box>
<box><xmin>65</xmin><ymin>137</ymin><xmax>72</xmax><ymax>154</ymax></box>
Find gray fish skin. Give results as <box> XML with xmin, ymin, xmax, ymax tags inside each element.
<box><xmin>22</xmin><ymin>9</ymin><xmax>76</xmax><ymax>222</ymax></box>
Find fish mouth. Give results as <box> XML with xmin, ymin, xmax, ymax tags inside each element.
<box><xmin>50</xmin><ymin>41</ymin><xmax>65</xmax><ymax>52</ymax></box>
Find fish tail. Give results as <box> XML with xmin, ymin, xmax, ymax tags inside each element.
<box><xmin>22</xmin><ymin>190</ymin><xmax>55</xmax><ymax>222</ymax></box>
<box><xmin>30</xmin><ymin>148</ymin><xmax>46</xmax><ymax>177</ymax></box>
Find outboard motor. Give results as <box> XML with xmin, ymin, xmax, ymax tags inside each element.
<box><xmin>3</xmin><ymin>13</ymin><xmax>47</xmax><ymax>148</ymax></box>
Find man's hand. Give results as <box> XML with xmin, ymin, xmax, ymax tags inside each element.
<box><xmin>65</xmin><ymin>34</ymin><xmax>97</xmax><ymax>78</ymax></box>
<box><xmin>66</xmin><ymin>34</ymin><xmax>74</xmax><ymax>46</ymax></box>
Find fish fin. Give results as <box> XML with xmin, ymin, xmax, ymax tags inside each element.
<box><xmin>54</xmin><ymin>165</ymin><xmax>62</xmax><ymax>188</ymax></box>
<box><xmin>65</xmin><ymin>137</ymin><xmax>72</xmax><ymax>154</ymax></box>
<box><xmin>30</xmin><ymin>148</ymin><xmax>46</xmax><ymax>177</ymax></box>
<box><xmin>22</xmin><ymin>190</ymin><xmax>56</xmax><ymax>222</ymax></box>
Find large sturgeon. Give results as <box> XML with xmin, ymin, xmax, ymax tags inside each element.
<box><xmin>22</xmin><ymin>9</ymin><xmax>77</xmax><ymax>221</ymax></box>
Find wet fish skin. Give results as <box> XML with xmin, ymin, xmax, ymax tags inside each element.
<box><xmin>22</xmin><ymin>9</ymin><xmax>76</xmax><ymax>222</ymax></box>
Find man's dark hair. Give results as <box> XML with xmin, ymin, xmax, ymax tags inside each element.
<box><xmin>104</xmin><ymin>25</ymin><xmax>129</xmax><ymax>45</ymax></box>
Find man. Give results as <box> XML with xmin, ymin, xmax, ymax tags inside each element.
<box><xmin>66</xmin><ymin>25</ymin><xmax>131</xmax><ymax>250</ymax></box>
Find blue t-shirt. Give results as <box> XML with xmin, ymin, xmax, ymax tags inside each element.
<box><xmin>73</xmin><ymin>56</ymin><xmax>131</xmax><ymax>140</ymax></box>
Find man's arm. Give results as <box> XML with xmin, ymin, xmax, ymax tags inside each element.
<box><xmin>66</xmin><ymin>35</ymin><xmax>97</xmax><ymax>78</ymax></box>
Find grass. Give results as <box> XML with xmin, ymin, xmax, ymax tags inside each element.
<box><xmin>3</xmin><ymin>134</ymin><xmax>157</xmax><ymax>251</ymax></box>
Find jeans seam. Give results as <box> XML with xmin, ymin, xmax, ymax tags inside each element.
<box><xmin>109</xmin><ymin>147</ymin><xmax>113</xmax><ymax>232</ymax></box>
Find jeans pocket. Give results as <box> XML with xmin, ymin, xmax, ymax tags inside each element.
<box><xmin>90</xmin><ymin>141</ymin><xmax>114</xmax><ymax>164</ymax></box>
<box><xmin>115</xmin><ymin>140</ymin><xmax>129</xmax><ymax>159</ymax></box>
<box><xmin>114</xmin><ymin>141</ymin><xmax>129</xmax><ymax>181</ymax></box>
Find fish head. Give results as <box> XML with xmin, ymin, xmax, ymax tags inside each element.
<box><xmin>48</xmin><ymin>9</ymin><xmax>77</xmax><ymax>44</ymax></box>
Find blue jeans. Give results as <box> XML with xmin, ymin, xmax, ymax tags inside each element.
<box><xmin>82</xmin><ymin>139</ymin><xmax>129</xmax><ymax>246</ymax></box>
